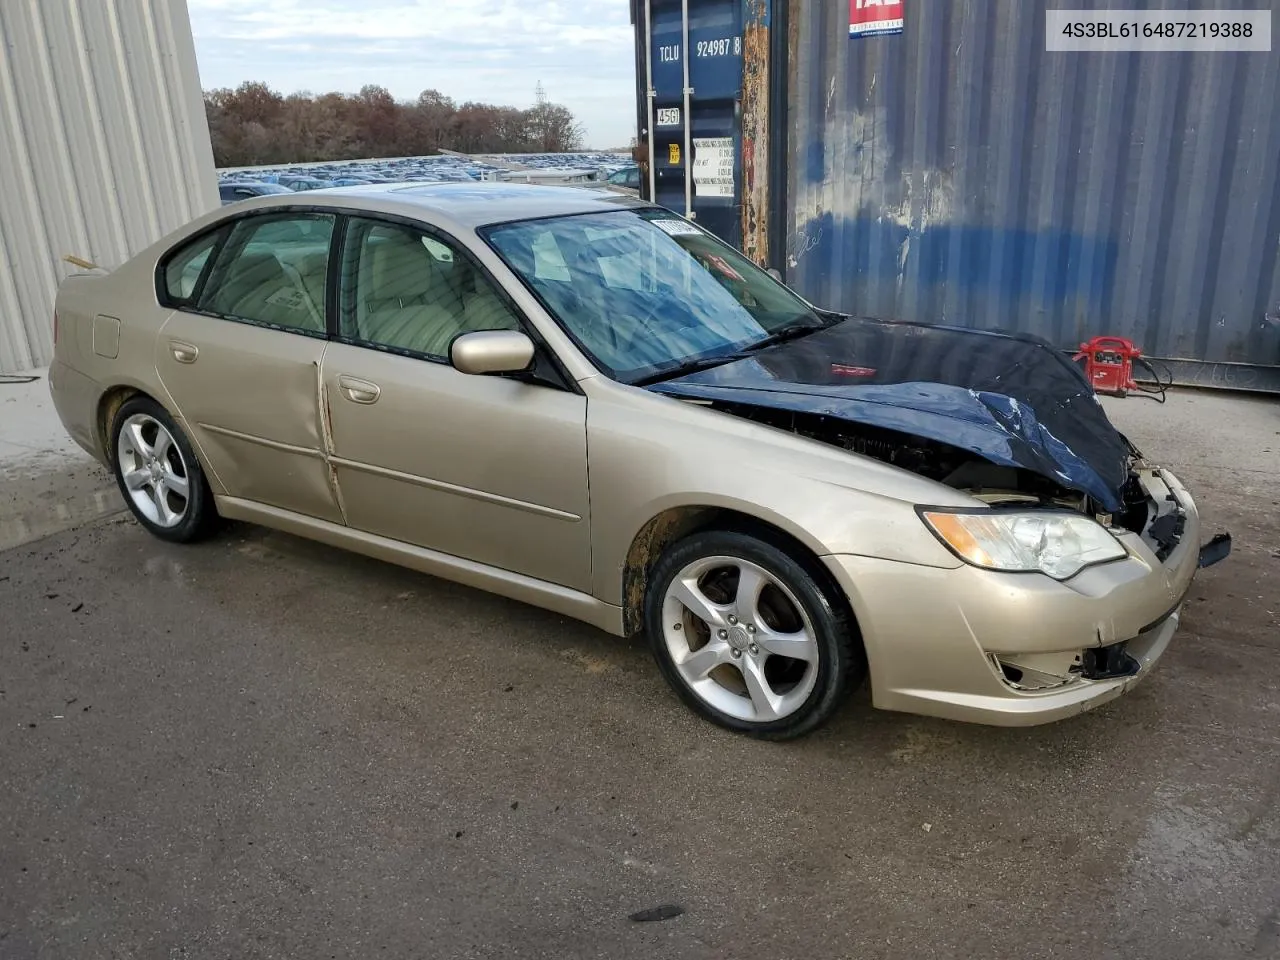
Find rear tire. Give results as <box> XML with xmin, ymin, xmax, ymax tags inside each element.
<box><xmin>644</xmin><ymin>530</ymin><xmax>862</xmax><ymax>740</ymax></box>
<box><xmin>110</xmin><ymin>396</ymin><xmax>218</xmax><ymax>543</ymax></box>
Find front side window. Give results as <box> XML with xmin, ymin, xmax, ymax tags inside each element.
<box><xmin>484</xmin><ymin>210</ymin><xmax>818</xmax><ymax>383</ymax></box>
<box><xmin>198</xmin><ymin>214</ymin><xmax>335</xmax><ymax>333</ymax></box>
<box><xmin>340</xmin><ymin>218</ymin><xmax>518</xmax><ymax>359</ymax></box>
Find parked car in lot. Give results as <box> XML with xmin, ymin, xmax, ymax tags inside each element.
<box><xmin>605</xmin><ymin>164</ymin><xmax>641</xmax><ymax>194</ymax></box>
<box><xmin>47</xmin><ymin>183</ymin><xmax>1226</xmax><ymax>738</ymax></box>
<box><xmin>278</xmin><ymin>176</ymin><xmax>331</xmax><ymax>192</ymax></box>
<box><xmin>218</xmin><ymin>181</ymin><xmax>293</xmax><ymax>205</ymax></box>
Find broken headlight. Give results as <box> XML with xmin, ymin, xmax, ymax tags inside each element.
<box><xmin>920</xmin><ymin>510</ymin><xmax>1127</xmax><ymax>580</ymax></box>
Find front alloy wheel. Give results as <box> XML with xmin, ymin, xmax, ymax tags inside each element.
<box><xmin>646</xmin><ymin>531</ymin><xmax>861</xmax><ymax>739</ymax></box>
<box><xmin>663</xmin><ymin>556</ymin><xmax>819</xmax><ymax>722</ymax></box>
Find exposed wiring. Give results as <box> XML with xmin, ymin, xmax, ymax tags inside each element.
<box><xmin>1130</xmin><ymin>356</ymin><xmax>1172</xmax><ymax>403</ymax></box>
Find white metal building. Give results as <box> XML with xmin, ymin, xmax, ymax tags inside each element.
<box><xmin>0</xmin><ymin>0</ymin><xmax>217</xmax><ymax>374</ymax></box>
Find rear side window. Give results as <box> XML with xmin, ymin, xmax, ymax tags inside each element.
<box><xmin>198</xmin><ymin>214</ymin><xmax>335</xmax><ymax>334</ymax></box>
<box><xmin>162</xmin><ymin>230</ymin><xmax>222</xmax><ymax>303</ymax></box>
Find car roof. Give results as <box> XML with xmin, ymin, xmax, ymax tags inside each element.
<box><xmin>269</xmin><ymin>181</ymin><xmax>647</xmax><ymax>229</ymax></box>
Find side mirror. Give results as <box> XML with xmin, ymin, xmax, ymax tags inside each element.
<box><xmin>766</xmin><ymin>267</ymin><xmax>784</xmax><ymax>283</ymax></box>
<box><xmin>450</xmin><ymin>330</ymin><xmax>536</xmax><ymax>376</ymax></box>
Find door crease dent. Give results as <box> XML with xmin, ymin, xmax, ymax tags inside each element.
<box><xmin>315</xmin><ymin>346</ymin><xmax>350</xmax><ymax>524</ymax></box>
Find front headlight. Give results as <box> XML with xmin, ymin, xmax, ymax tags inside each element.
<box><xmin>920</xmin><ymin>510</ymin><xmax>1128</xmax><ymax>580</ymax></box>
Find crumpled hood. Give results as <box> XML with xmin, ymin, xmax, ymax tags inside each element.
<box><xmin>647</xmin><ymin>317</ymin><xmax>1135</xmax><ymax>512</ymax></box>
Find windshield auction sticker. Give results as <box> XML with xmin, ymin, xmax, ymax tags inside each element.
<box><xmin>652</xmin><ymin>219</ymin><xmax>702</xmax><ymax>237</ymax></box>
<box><xmin>850</xmin><ymin>0</ymin><xmax>904</xmax><ymax>39</ymax></box>
<box><xmin>1046</xmin><ymin>10</ymin><xmax>1270</xmax><ymax>51</ymax></box>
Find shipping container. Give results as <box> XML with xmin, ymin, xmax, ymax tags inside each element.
<box><xmin>639</xmin><ymin>0</ymin><xmax>747</xmax><ymax>248</ymax></box>
<box><xmin>0</xmin><ymin>0</ymin><xmax>218</xmax><ymax>374</ymax></box>
<box><xmin>631</xmin><ymin>0</ymin><xmax>1280</xmax><ymax>392</ymax></box>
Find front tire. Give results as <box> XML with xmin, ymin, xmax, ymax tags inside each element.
<box><xmin>644</xmin><ymin>530</ymin><xmax>862</xmax><ymax>740</ymax></box>
<box><xmin>110</xmin><ymin>396</ymin><xmax>217</xmax><ymax>543</ymax></box>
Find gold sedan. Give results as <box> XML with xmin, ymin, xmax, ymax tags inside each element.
<box><xmin>49</xmin><ymin>183</ymin><xmax>1225</xmax><ymax>738</ymax></box>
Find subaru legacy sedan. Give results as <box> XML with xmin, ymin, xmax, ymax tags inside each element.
<box><xmin>49</xmin><ymin>183</ymin><xmax>1227</xmax><ymax>739</ymax></box>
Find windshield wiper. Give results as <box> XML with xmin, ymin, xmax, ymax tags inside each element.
<box><xmin>741</xmin><ymin>316</ymin><xmax>832</xmax><ymax>352</ymax></box>
<box><xmin>632</xmin><ymin>351</ymin><xmax>746</xmax><ymax>387</ymax></box>
<box><xmin>631</xmin><ymin>315</ymin><xmax>838</xmax><ymax>387</ymax></box>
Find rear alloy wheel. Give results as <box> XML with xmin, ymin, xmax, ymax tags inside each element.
<box><xmin>111</xmin><ymin>397</ymin><xmax>217</xmax><ymax>543</ymax></box>
<box><xmin>645</xmin><ymin>531</ymin><xmax>861</xmax><ymax>739</ymax></box>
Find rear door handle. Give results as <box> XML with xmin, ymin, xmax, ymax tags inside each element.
<box><xmin>170</xmin><ymin>340</ymin><xmax>198</xmax><ymax>364</ymax></box>
<box><xmin>338</xmin><ymin>375</ymin><xmax>380</xmax><ymax>405</ymax></box>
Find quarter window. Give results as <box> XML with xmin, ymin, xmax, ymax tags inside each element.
<box><xmin>340</xmin><ymin>218</ymin><xmax>518</xmax><ymax>359</ymax></box>
<box><xmin>198</xmin><ymin>214</ymin><xmax>335</xmax><ymax>333</ymax></box>
<box><xmin>162</xmin><ymin>229</ymin><xmax>222</xmax><ymax>303</ymax></box>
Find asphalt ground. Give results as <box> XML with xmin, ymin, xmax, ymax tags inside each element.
<box><xmin>1</xmin><ymin>388</ymin><xmax>1278</xmax><ymax>959</ymax></box>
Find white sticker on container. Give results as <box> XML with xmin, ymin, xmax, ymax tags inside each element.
<box><xmin>651</xmin><ymin>219</ymin><xmax>702</xmax><ymax>237</ymax></box>
<box><xmin>695</xmin><ymin>182</ymin><xmax>735</xmax><ymax>198</ymax></box>
<box><xmin>692</xmin><ymin>137</ymin><xmax>735</xmax><ymax>199</ymax></box>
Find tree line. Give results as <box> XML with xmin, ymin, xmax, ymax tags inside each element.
<box><xmin>205</xmin><ymin>82</ymin><xmax>587</xmax><ymax>168</ymax></box>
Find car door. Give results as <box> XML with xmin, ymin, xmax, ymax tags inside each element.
<box><xmin>320</xmin><ymin>215</ymin><xmax>591</xmax><ymax>592</ymax></box>
<box><xmin>155</xmin><ymin>211</ymin><xmax>344</xmax><ymax>524</ymax></box>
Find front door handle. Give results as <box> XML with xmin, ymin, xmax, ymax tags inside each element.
<box><xmin>338</xmin><ymin>375</ymin><xmax>380</xmax><ymax>405</ymax></box>
<box><xmin>170</xmin><ymin>340</ymin><xmax>198</xmax><ymax>364</ymax></box>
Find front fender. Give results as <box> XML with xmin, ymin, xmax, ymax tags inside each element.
<box><xmin>586</xmin><ymin>385</ymin><xmax>963</xmax><ymax>605</ymax></box>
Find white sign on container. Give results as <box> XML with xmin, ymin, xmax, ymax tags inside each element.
<box><xmin>692</xmin><ymin>137</ymin><xmax>734</xmax><ymax>199</ymax></box>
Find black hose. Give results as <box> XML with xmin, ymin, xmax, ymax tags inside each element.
<box><xmin>0</xmin><ymin>375</ymin><xmax>40</xmax><ymax>384</ymax></box>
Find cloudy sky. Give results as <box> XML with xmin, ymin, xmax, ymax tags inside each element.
<box><xmin>187</xmin><ymin>0</ymin><xmax>638</xmax><ymax>148</ymax></box>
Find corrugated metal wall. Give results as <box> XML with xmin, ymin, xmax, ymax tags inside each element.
<box><xmin>785</xmin><ymin>0</ymin><xmax>1280</xmax><ymax>378</ymax></box>
<box><xmin>0</xmin><ymin>0</ymin><xmax>218</xmax><ymax>374</ymax></box>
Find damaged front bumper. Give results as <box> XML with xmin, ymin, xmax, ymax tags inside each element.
<box><xmin>823</xmin><ymin>468</ymin><xmax>1225</xmax><ymax>727</ymax></box>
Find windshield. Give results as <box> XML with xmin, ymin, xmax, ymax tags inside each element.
<box><xmin>484</xmin><ymin>209</ymin><xmax>820</xmax><ymax>383</ymax></box>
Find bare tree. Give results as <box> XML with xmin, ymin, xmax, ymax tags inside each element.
<box><xmin>527</xmin><ymin>101</ymin><xmax>585</xmax><ymax>152</ymax></box>
<box><xmin>204</xmin><ymin>82</ymin><xmax>589</xmax><ymax>167</ymax></box>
